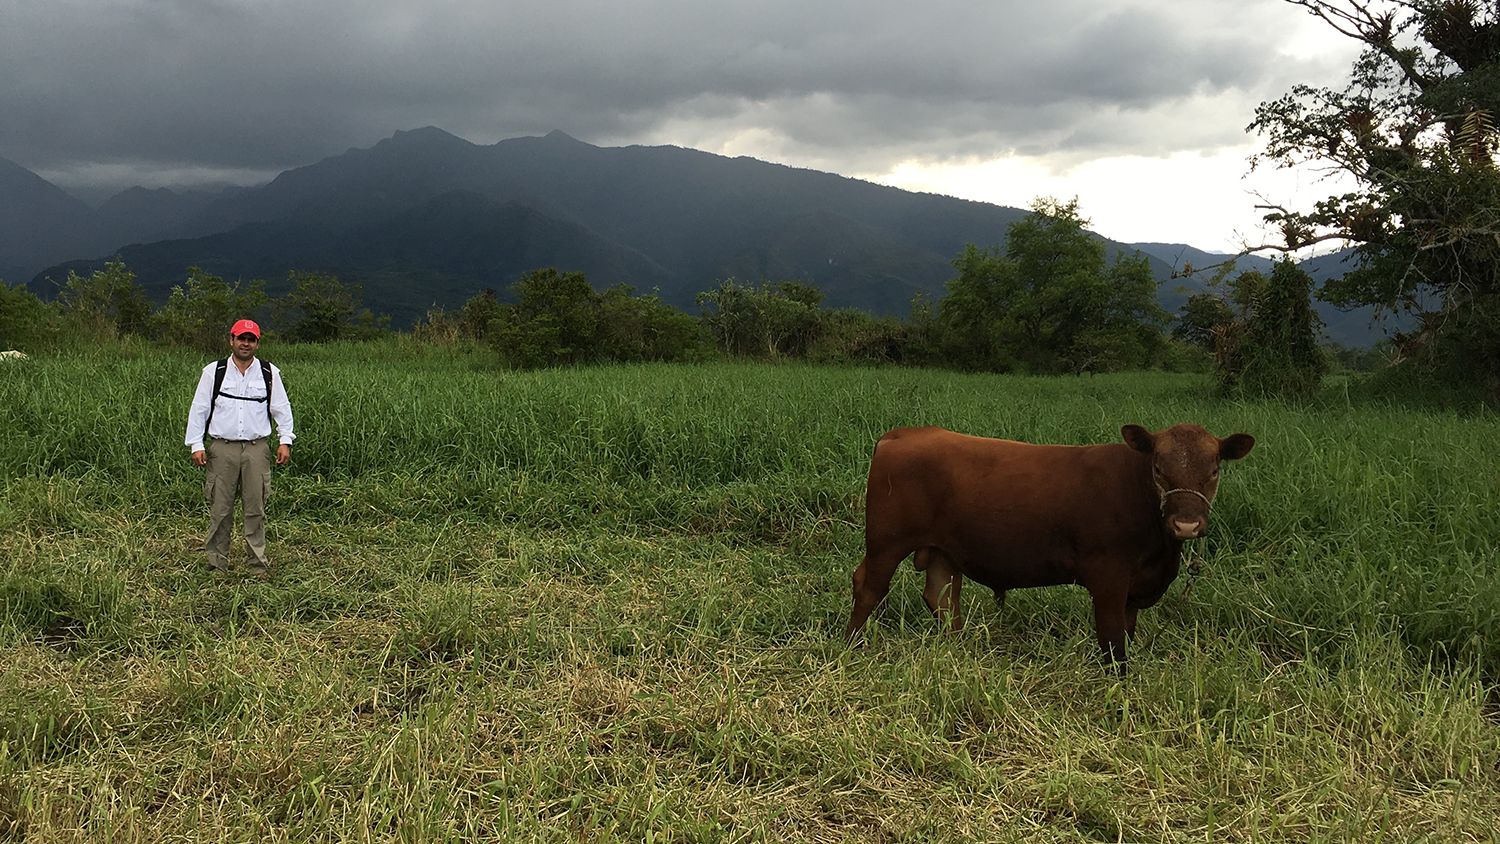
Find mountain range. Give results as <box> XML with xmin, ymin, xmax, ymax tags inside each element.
<box><xmin>1</xmin><ymin>128</ymin><xmax>1396</xmax><ymax>346</ymax></box>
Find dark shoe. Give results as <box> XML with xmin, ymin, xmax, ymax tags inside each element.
<box><xmin>248</xmin><ymin>565</ymin><xmax>271</xmax><ymax>580</ymax></box>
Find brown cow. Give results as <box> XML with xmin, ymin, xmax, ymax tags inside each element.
<box><xmin>845</xmin><ymin>423</ymin><xmax>1255</xmax><ymax>670</ymax></box>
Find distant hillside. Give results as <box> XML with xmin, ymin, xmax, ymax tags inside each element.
<box><xmin>93</xmin><ymin>186</ymin><xmax>227</xmax><ymax>253</ymax></box>
<box><xmin>6</xmin><ymin>129</ymin><xmax>1393</xmax><ymax>344</ymax></box>
<box><xmin>30</xmin><ymin>128</ymin><xmax>1044</xmax><ymax>321</ymax></box>
<box><xmin>44</xmin><ymin>192</ymin><xmax>678</xmax><ymax>320</ymax></box>
<box><xmin>0</xmin><ymin>156</ymin><xmax>99</xmax><ymax>282</ymax></box>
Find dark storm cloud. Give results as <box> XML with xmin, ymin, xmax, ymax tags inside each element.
<box><xmin>0</xmin><ymin>0</ymin><xmax>1344</xmax><ymax>191</ymax></box>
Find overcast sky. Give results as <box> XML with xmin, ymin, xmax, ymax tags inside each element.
<box><xmin>1</xmin><ymin>0</ymin><xmax>1361</xmax><ymax>251</ymax></box>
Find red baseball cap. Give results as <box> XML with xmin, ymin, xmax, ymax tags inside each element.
<box><xmin>230</xmin><ymin>319</ymin><xmax>261</xmax><ymax>338</ymax></box>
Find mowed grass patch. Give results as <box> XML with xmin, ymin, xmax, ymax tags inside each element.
<box><xmin>1</xmin><ymin>341</ymin><xmax>1498</xmax><ymax>841</ymax></box>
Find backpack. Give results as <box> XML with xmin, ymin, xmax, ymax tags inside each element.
<box><xmin>203</xmin><ymin>358</ymin><xmax>274</xmax><ymax>441</ymax></box>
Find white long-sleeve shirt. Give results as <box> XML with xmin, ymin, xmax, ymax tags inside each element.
<box><xmin>184</xmin><ymin>357</ymin><xmax>296</xmax><ymax>452</ymax></box>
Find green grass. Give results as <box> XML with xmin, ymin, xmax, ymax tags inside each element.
<box><xmin>1</xmin><ymin>338</ymin><xmax>1498</xmax><ymax>842</ymax></box>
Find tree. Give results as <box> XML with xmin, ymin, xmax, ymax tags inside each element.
<box><xmin>460</xmin><ymin>288</ymin><xmax>506</xmax><ymax>340</ymax></box>
<box><xmin>491</xmin><ymin>268</ymin><xmax>603</xmax><ymax>367</ymax></box>
<box><xmin>0</xmin><ymin>282</ymin><xmax>62</xmax><ymax>350</ymax></box>
<box><xmin>151</xmin><ymin>268</ymin><xmax>269</xmax><ymax>354</ymax></box>
<box><xmin>936</xmin><ymin>244</ymin><xmax>1020</xmax><ymax>371</ymax></box>
<box><xmin>1081</xmin><ymin>251</ymin><xmax>1171</xmax><ymax>373</ymax></box>
<box><xmin>55</xmin><ymin>261</ymin><xmax>152</xmax><ymax>342</ymax></box>
<box><xmin>596</xmin><ymin>285</ymin><xmax>711</xmax><ymax>362</ymax></box>
<box><xmin>412</xmin><ymin>288</ymin><xmax>507</xmax><ymax>344</ymax></box>
<box><xmin>458</xmin><ymin>270</ymin><xmax>710</xmax><ymax>367</ymax></box>
<box><xmin>902</xmin><ymin>291</ymin><xmax>943</xmax><ymax>366</ymax></box>
<box><xmin>936</xmin><ymin>198</ymin><xmax>1168</xmax><ymax>373</ymax></box>
<box><xmin>1174</xmin><ymin>293</ymin><xmax>1236</xmax><ymax>350</ymax></box>
<box><xmin>696</xmin><ymin>279</ymin><xmax>825</xmax><ymax>359</ymax></box>
<box><xmin>276</xmin><ymin>271</ymin><xmax>387</xmax><ymax>343</ymax></box>
<box><xmin>807</xmin><ymin>309</ymin><xmax>911</xmax><ymax>365</ymax></box>
<box><xmin>1213</xmin><ymin>261</ymin><xmax>1329</xmax><ymax>397</ymax></box>
<box><xmin>1249</xmin><ymin>0</ymin><xmax>1500</xmax><ymax>396</ymax></box>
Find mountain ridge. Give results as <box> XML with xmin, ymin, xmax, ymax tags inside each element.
<box><xmin>4</xmin><ymin>131</ymin><xmax>1400</xmax><ymax>345</ymax></box>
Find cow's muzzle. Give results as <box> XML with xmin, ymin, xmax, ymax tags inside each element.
<box><xmin>1169</xmin><ymin>517</ymin><xmax>1206</xmax><ymax>540</ymax></box>
<box><xmin>1161</xmin><ymin>488</ymin><xmax>1211</xmax><ymax>540</ymax></box>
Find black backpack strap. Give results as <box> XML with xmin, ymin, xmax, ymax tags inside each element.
<box><xmin>260</xmin><ymin>359</ymin><xmax>274</xmax><ymax>427</ymax></box>
<box><xmin>202</xmin><ymin>358</ymin><xmax>229</xmax><ymax>442</ymax></box>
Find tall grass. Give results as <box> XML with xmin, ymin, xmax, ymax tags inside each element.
<box><xmin>1</xmin><ymin>339</ymin><xmax>1497</xmax><ymax>841</ymax></box>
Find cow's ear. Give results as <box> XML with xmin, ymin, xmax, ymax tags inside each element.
<box><xmin>1220</xmin><ymin>433</ymin><xmax>1255</xmax><ymax>460</ymax></box>
<box><xmin>1121</xmin><ymin>425</ymin><xmax>1154</xmax><ymax>453</ymax></box>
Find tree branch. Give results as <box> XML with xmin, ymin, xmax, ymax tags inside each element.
<box><xmin>1285</xmin><ymin>0</ymin><xmax>1434</xmax><ymax>90</ymax></box>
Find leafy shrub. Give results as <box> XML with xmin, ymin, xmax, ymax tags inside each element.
<box><xmin>1213</xmin><ymin>260</ymin><xmax>1328</xmax><ymax>398</ymax></box>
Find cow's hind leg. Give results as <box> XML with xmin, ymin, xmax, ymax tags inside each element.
<box><xmin>918</xmin><ymin>548</ymin><xmax>963</xmax><ymax>631</ymax></box>
<box><xmin>845</xmin><ymin>550</ymin><xmax>905</xmax><ymax>641</ymax></box>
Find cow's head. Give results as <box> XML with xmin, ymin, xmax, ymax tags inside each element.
<box><xmin>1121</xmin><ymin>423</ymin><xmax>1255</xmax><ymax>540</ymax></box>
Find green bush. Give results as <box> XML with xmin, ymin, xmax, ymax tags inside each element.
<box><xmin>0</xmin><ymin>282</ymin><xmax>63</xmax><ymax>351</ymax></box>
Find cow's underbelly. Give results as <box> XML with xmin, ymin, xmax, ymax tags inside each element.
<box><xmin>933</xmin><ymin>519</ymin><xmax>1157</xmax><ymax>594</ymax></box>
<box><xmin>945</xmin><ymin>537</ymin><xmax>1081</xmax><ymax>591</ymax></box>
<box><xmin>961</xmin><ymin>560</ymin><xmax>1076</xmax><ymax>591</ymax></box>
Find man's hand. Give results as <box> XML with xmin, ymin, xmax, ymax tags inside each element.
<box><xmin>191</xmin><ymin>450</ymin><xmax>207</xmax><ymax>467</ymax></box>
<box><xmin>276</xmin><ymin>444</ymin><xmax>291</xmax><ymax>466</ymax></box>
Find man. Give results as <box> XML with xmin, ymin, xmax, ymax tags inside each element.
<box><xmin>184</xmin><ymin>319</ymin><xmax>295</xmax><ymax>577</ymax></box>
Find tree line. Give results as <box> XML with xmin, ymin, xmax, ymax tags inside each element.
<box><xmin>2</xmin><ymin>197</ymin><xmax>1343</xmax><ymax>398</ymax></box>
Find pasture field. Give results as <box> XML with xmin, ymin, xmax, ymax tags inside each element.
<box><xmin>2</xmin><ymin>338</ymin><xmax>1498</xmax><ymax>843</ymax></box>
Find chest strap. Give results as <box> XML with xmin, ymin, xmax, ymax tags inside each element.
<box><xmin>203</xmin><ymin>358</ymin><xmax>273</xmax><ymax>440</ymax></box>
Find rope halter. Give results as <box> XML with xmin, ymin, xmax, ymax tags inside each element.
<box><xmin>1159</xmin><ymin>487</ymin><xmax>1211</xmax><ymax>514</ymax></box>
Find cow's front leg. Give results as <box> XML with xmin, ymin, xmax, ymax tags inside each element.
<box><xmin>1090</xmin><ymin>587</ymin><xmax>1129</xmax><ymax>673</ymax></box>
<box><xmin>1124</xmin><ymin>605</ymin><xmax>1139</xmax><ymax>639</ymax></box>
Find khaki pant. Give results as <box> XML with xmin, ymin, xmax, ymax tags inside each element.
<box><xmin>203</xmin><ymin>438</ymin><xmax>272</xmax><ymax>570</ymax></box>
